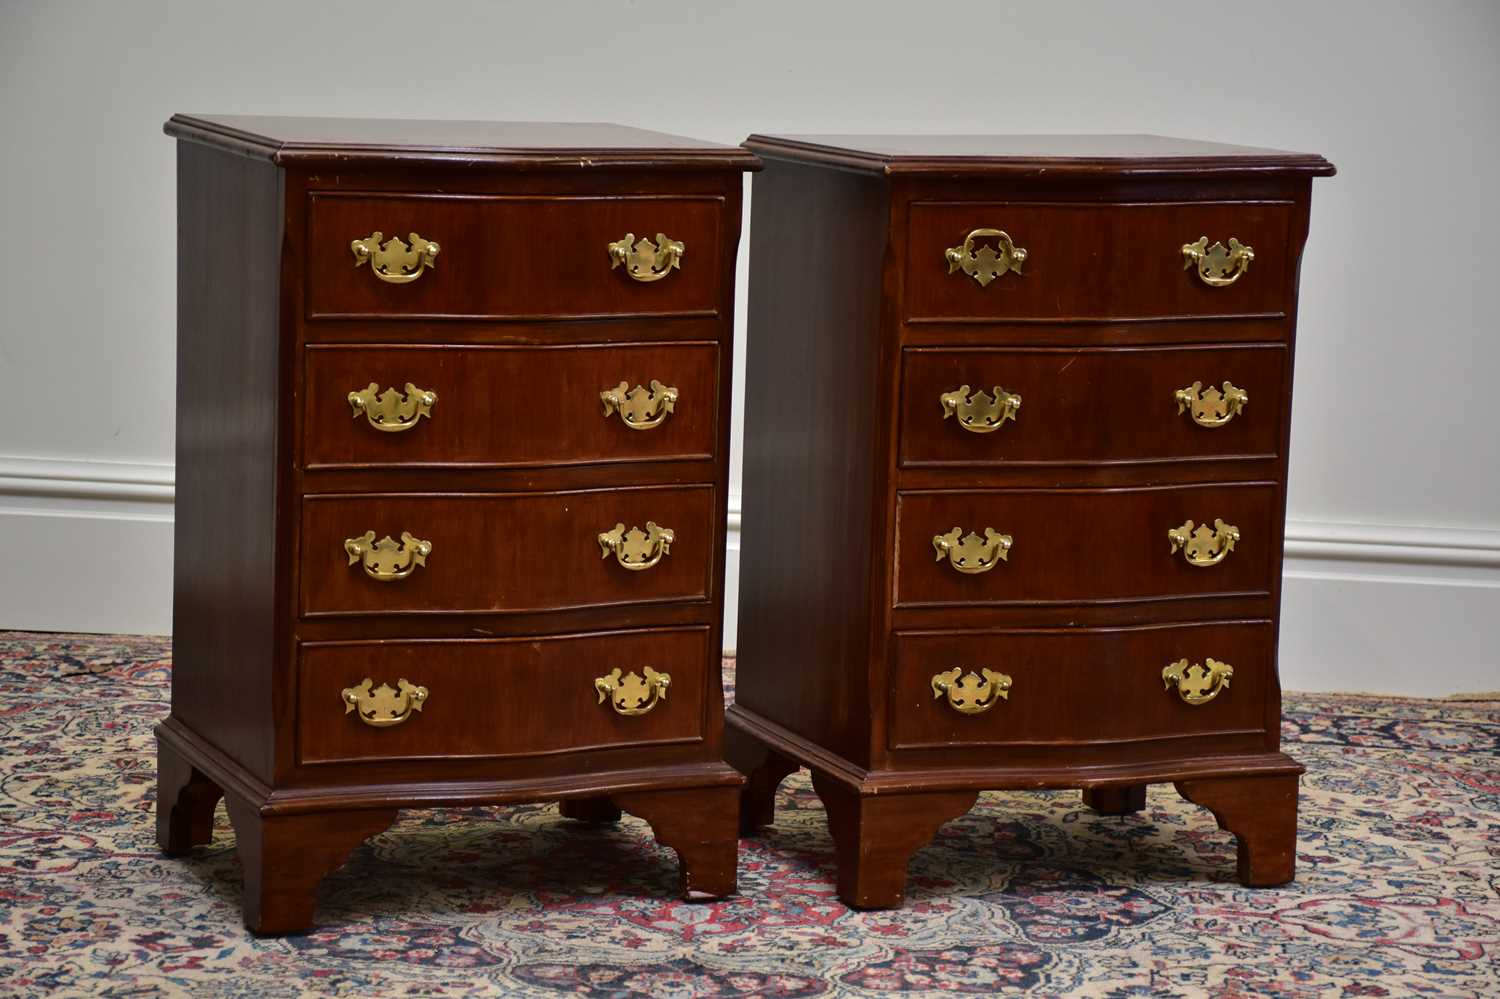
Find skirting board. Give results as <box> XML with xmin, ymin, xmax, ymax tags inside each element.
<box><xmin>2</xmin><ymin>459</ymin><xmax>1495</xmax><ymax>696</ymax></box>
<box><xmin>0</xmin><ymin>457</ymin><xmax>175</xmax><ymax>636</ymax></box>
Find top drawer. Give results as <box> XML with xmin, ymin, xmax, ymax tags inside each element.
<box><xmin>905</xmin><ymin>201</ymin><xmax>1294</xmax><ymax>322</ymax></box>
<box><xmin>306</xmin><ymin>194</ymin><xmax>725</xmax><ymax>320</ymax></box>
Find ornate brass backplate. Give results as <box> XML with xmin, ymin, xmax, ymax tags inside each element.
<box><xmin>342</xmin><ymin>677</ymin><xmax>429</xmax><ymax>727</ymax></box>
<box><xmin>1175</xmin><ymin>380</ymin><xmax>1247</xmax><ymax>428</ymax></box>
<box><xmin>1181</xmin><ymin>236</ymin><xmax>1253</xmax><ymax>287</ymax></box>
<box><xmin>931</xmin><ymin>667</ymin><xmax>1012</xmax><ymax>714</ymax></box>
<box><xmin>607</xmin><ymin>232</ymin><xmax>684</xmax><ymax>282</ymax></box>
<box><xmin>598</xmin><ymin>521</ymin><xmax>674</xmax><ymax>571</ymax></box>
<box><xmin>1167</xmin><ymin>519</ymin><xmax>1239</xmax><ymax>567</ymax></box>
<box><xmin>600</xmin><ymin>379</ymin><xmax>678</xmax><ymax>430</ymax></box>
<box><xmin>348</xmin><ymin>382</ymin><xmax>437</xmax><ymax>432</ymax></box>
<box><xmin>350</xmin><ymin>231</ymin><xmax>440</xmax><ymax>284</ymax></box>
<box><xmin>1162</xmin><ymin>658</ymin><xmax>1234</xmax><ymax>705</ymax></box>
<box><xmin>940</xmin><ymin>384</ymin><xmax>1022</xmax><ymax>433</ymax></box>
<box><xmin>345</xmin><ymin>530</ymin><xmax>431</xmax><ymax>581</ymax></box>
<box><xmin>594</xmin><ymin>666</ymin><xmax>672</xmax><ymax>716</ymax></box>
<box><xmin>933</xmin><ymin>526</ymin><xmax>1012</xmax><ymax>574</ymax></box>
<box><xmin>944</xmin><ymin>228</ymin><xmax>1027</xmax><ymax>287</ymax></box>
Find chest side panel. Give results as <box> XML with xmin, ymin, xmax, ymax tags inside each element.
<box><xmin>170</xmin><ymin>142</ymin><xmax>288</xmax><ymax>783</ymax></box>
<box><xmin>733</xmin><ymin>159</ymin><xmax>891</xmax><ymax>764</ymax></box>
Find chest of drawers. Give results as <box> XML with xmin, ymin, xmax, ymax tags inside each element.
<box><xmin>153</xmin><ymin>116</ymin><xmax>756</xmax><ymax>933</ymax></box>
<box><xmin>726</xmin><ymin>134</ymin><xmax>1334</xmax><ymax>908</ymax></box>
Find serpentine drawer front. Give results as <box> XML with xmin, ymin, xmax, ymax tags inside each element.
<box><xmin>906</xmin><ymin>200</ymin><xmax>1293</xmax><ymax>322</ymax></box>
<box><xmin>894</xmin><ymin>483</ymin><xmax>1277</xmax><ymax>608</ymax></box>
<box><xmin>899</xmin><ymin>344</ymin><xmax>1284</xmax><ymax>468</ymax></box>
<box><xmin>732</xmin><ymin>133</ymin><xmax>1332</xmax><ymax>909</ymax></box>
<box><xmin>888</xmin><ymin>621</ymin><xmax>1272</xmax><ymax>751</ymax></box>
<box><xmin>304</xmin><ymin>342</ymin><xmax>719</xmax><ymax>468</ymax></box>
<box><xmin>300</xmin><ymin>486</ymin><xmax>716</xmax><ymax>615</ymax></box>
<box><xmin>307</xmin><ymin>193</ymin><xmax>724</xmax><ymax>320</ymax></box>
<box><xmin>298</xmin><ymin>628</ymin><xmax>709</xmax><ymax>765</ymax></box>
<box><xmin>161</xmin><ymin>115</ymin><xmax>755</xmax><ymax>933</ymax></box>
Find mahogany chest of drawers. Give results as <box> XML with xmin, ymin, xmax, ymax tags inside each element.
<box><xmin>154</xmin><ymin>115</ymin><xmax>756</xmax><ymax>933</ymax></box>
<box><xmin>727</xmin><ymin>134</ymin><xmax>1334</xmax><ymax>908</ymax></box>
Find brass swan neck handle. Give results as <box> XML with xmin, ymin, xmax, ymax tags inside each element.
<box><xmin>932</xmin><ymin>667</ymin><xmax>1012</xmax><ymax>714</ymax></box>
<box><xmin>608</xmin><ymin>232</ymin><xmax>684</xmax><ymax>282</ymax></box>
<box><xmin>1163</xmin><ymin>658</ymin><xmax>1234</xmax><ymax>705</ymax></box>
<box><xmin>940</xmin><ymin>384</ymin><xmax>1021</xmax><ymax>433</ymax></box>
<box><xmin>1175</xmin><ymin>381</ymin><xmax>1246</xmax><ymax>428</ymax></box>
<box><xmin>350</xmin><ymin>232</ymin><xmax>440</xmax><ymax>284</ymax></box>
<box><xmin>595</xmin><ymin>667</ymin><xmax>671</xmax><ymax>716</ymax></box>
<box><xmin>601</xmin><ymin>380</ymin><xmax>678</xmax><ymax>430</ymax></box>
<box><xmin>342</xmin><ymin>678</ymin><xmax>429</xmax><ymax>727</ymax></box>
<box><xmin>348</xmin><ymin>382</ymin><xmax>437</xmax><ymax>432</ymax></box>
<box><xmin>1182</xmin><ymin>236</ymin><xmax>1253</xmax><ymax>287</ymax></box>
<box><xmin>933</xmin><ymin>526</ymin><xmax>1012</xmax><ymax>574</ymax></box>
<box><xmin>944</xmin><ymin>228</ymin><xmax>1027</xmax><ymax>287</ymax></box>
<box><xmin>598</xmin><ymin>521</ymin><xmax>675</xmax><ymax>571</ymax></box>
<box><xmin>1167</xmin><ymin>519</ymin><xmax>1239</xmax><ymax>567</ymax></box>
<box><xmin>344</xmin><ymin>531</ymin><xmax>431</xmax><ymax>581</ymax></box>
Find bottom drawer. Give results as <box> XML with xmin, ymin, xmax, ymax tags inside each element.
<box><xmin>890</xmin><ymin>621</ymin><xmax>1271</xmax><ymax>750</ymax></box>
<box><xmin>298</xmin><ymin>628</ymin><xmax>710</xmax><ymax>765</ymax></box>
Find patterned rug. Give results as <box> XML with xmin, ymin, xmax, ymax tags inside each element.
<box><xmin>1</xmin><ymin>632</ymin><xmax>1496</xmax><ymax>998</ymax></box>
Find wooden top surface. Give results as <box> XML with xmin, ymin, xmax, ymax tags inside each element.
<box><xmin>166</xmin><ymin>114</ymin><xmax>759</xmax><ymax>170</ymax></box>
<box><xmin>744</xmin><ymin>133</ymin><xmax>1334</xmax><ymax>178</ymax></box>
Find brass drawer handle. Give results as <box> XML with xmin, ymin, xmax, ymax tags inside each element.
<box><xmin>348</xmin><ymin>382</ymin><xmax>437</xmax><ymax>432</ymax></box>
<box><xmin>1168</xmin><ymin>519</ymin><xmax>1239</xmax><ymax>567</ymax></box>
<box><xmin>933</xmin><ymin>526</ymin><xmax>1012</xmax><ymax>574</ymax></box>
<box><xmin>345</xmin><ymin>530</ymin><xmax>431</xmax><ymax>582</ymax></box>
<box><xmin>941</xmin><ymin>384</ymin><xmax>1021</xmax><ymax>433</ymax></box>
<box><xmin>1176</xmin><ymin>381</ymin><xmax>1247</xmax><ymax>428</ymax></box>
<box><xmin>595</xmin><ymin>667</ymin><xmax>671</xmax><ymax>716</ymax></box>
<box><xmin>1162</xmin><ymin>658</ymin><xmax>1234</xmax><ymax>705</ymax></box>
<box><xmin>944</xmin><ymin>228</ymin><xmax>1027</xmax><ymax>287</ymax></box>
<box><xmin>931</xmin><ymin>667</ymin><xmax>1012</xmax><ymax>714</ymax></box>
<box><xmin>599</xmin><ymin>521</ymin><xmax>674</xmax><ymax>571</ymax></box>
<box><xmin>1182</xmin><ymin>236</ymin><xmax>1253</xmax><ymax>287</ymax></box>
<box><xmin>601</xmin><ymin>380</ymin><xmax>678</xmax><ymax>430</ymax></box>
<box><xmin>342</xmin><ymin>678</ymin><xmax>429</xmax><ymax>727</ymax></box>
<box><xmin>608</xmin><ymin>232</ymin><xmax>684</xmax><ymax>282</ymax></box>
<box><xmin>350</xmin><ymin>231</ymin><xmax>440</xmax><ymax>284</ymax></box>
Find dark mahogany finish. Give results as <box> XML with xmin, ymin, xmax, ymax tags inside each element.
<box><xmin>888</xmin><ymin>621</ymin><xmax>1274</xmax><ymax>750</ymax></box>
<box><xmin>893</xmin><ymin>483</ymin><xmax>1279</xmax><ymax>607</ymax></box>
<box><xmin>306</xmin><ymin>193</ymin><xmax>726</xmax><ymax>320</ymax></box>
<box><xmin>731</xmin><ymin>134</ymin><xmax>1332</xmax><ymax>908</ymax></box>
<box><xmin>296</xmin><ymin>629</ymin><xmax>712</xmax><ymax>765</ymax></box>
<box><xmin>304</xmin><ymin>342</ymin><xmax>720</xmax><ymax>468</ymax></box>
<box><xmin>157</xmin><ymin>115</ymin><xmax>755</xmax><ymax>933</ymax></box>
<box><xmin>898</xmin><ymin>343</ymin><xmax>1285</xmax><ymax>468</ymax></box>
<box><xmin>299</xmin><ymin>487</ymin><xmax>717</xmax><ymax>615</ymax></box>
<box><xmin>905</xmin><ymin>199</ymin><xmax>1295</xmax><ymax>322</ymax></box>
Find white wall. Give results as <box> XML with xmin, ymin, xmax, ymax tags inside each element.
<box><xmin>2</xmin><ymin>1</ymin><xmax>1497</xmax><ymax>693</ymax></box>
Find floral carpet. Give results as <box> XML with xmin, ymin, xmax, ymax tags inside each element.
<box><xmin>0</xmin><ymin>633</ymin><xmax>1496</xmax><ymax>998</ymax></box>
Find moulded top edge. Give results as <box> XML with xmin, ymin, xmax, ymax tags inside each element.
<box><xmin>165</xmin><ymin>114</ymin><xmax>761</xmax><ymax>171</ymax></box>
<box><xmin>743</xmin><ymin>133</ymin><xmax>1335</xmax><ymax>178</ymax></box>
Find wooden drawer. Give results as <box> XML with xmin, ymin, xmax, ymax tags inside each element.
<box><xmin>899</xmin><ymin>344</ymin><xmax>1284</xmax><ymax>468</ymax></box>
<box><xmin>306</xmin><ymin>193</ymin><xmax>724</xmax><ymax>320</ymax></box>
<box><xmin>905</xmin><ymin>200</ymin><xmax>1293</xmax><ymax>322</ymax></box>
<box><xmin>300</xmin><ymin>486</ymin><xmax>715</xmax><ymax>616</ymax></box>
<box><xmin>305</xmin><ymin>343</ymin><xmax>719</xmax><ymax>469</ymax></box>
<box><xmin>298</xmin><ymin>628</ymin><xmax>709</xmax><ymax>764</ymax></box>
<box><xmin>889</xmin><ymin>620</ymin><xmax>1271</xmax><ymax>749</ymax></box>
<box><xmin>895</xmin><ymin>483</ymin><xmax>1276</xmax><ymax>608</ymax></box>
